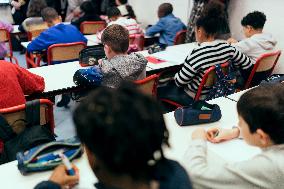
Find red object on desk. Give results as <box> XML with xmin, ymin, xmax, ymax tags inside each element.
<box><xmin>146</xmin><ymin>56</ymin><xmax>166</xmax><ymax>64</ymax></box>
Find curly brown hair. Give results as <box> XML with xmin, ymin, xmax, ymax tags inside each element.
<box><xmin>27</xmin><ymin>0</ymin><xmax>47</xmax><ymax>17</ymax></box>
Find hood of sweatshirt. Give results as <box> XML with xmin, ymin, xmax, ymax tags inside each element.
<box><xmin>252</xmin><ymin>33</ymin><xmax>277</xmax><ymax>50</ymax></box>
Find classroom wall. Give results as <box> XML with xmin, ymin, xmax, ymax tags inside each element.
<box><xmin>228</xmin><ymin>0</ymin><xmax>284</xmax><ymax>74</ymax></box>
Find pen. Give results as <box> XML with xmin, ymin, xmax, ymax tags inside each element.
<box><xmin>214</xmin><ymin>130</ymin><xmax>219</xmax><ymax>138</ymax></box>
<box><xmin>59</xmin><ymin>153</ymin><xmax>75</xmax><ymax>176</ymax></box>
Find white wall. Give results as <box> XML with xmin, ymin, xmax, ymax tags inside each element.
<box><xmin>228</xmin><ymin>0</ymin><xmax>284</xmax><ymax>73</ymax></box>
<box><xmin>128</xmin><ymin>0</ymin><xmax>191</xmax><ymax>27</ymax></box>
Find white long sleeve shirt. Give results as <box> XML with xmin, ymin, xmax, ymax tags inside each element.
<box><xmin>183</xmin><ymin>139</ymin><xmax>284</xmax><ymax>189</ymax></box>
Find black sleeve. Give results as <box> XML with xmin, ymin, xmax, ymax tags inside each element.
<box><xmin>34</xmin><ymin>181</ymin><xmax>61</xmax><ymax>189</ymax></box>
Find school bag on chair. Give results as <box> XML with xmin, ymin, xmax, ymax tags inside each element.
<box><xmin>206</xmin><ymin>63</ymin><xmax>236</xmax><ymax>100</ymax></box>
<box><xmin>0</xmin><ymin>100</ymin><xmax>55</xmax><ymax>164</ymax></box>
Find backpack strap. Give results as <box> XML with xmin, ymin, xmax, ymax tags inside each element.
<box><xmin>0</xmin><ymin>114</ymin><xmax>16</xmax><ymax>142</ymax></box>
<box><xmin>25</xmin><ymin>100</ymin><xmax>41</xmax><ymax>127</ymax></box>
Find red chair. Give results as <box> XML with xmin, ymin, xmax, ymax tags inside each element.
<box><xmin>26</xmin><ymin>42</ymin><xmax>87</xmax><ymax>68</ymax></box>
<box><xmin>244</xmin><ymin>51</ymin><xmax>281</xmax><ymax>89</ymax></box>
<box><xmin>0</xmin><ymin>29</ymin><xmax>19</xmax><ymax>65</ymax></box>
<box><xmin>27</xmin><ymin>29</ymin><xmax>46</xmax><ymax>41</ymax></box>
<box><xmin>0</xmin><ymin>99</ymin><xmax>55</xmax><ymax>135</ymax></box>
<box><xmin>174</xmin><ymin>30</ymin><xmax>187</xmax><ymax>45</ymax></box>
<box><xmin>134</xmin><ymin>74</ymin><xmax>159</xmax><ymax>97</ymax></box>
<box><xmin>129</xmin><ymin>34</ymin><xmax>145</xmax><ymax>51</ymax></box>
<box><xmin>159</xmin><ymin>62</ymin><xmax>229</xmax><ymax>107</ymax></box>
<box><xmin>47</xmin><ymin>42</ymin><xmax>87</xmax><ymax>65</ymax></box>
<box><xmin>80</xmin><ymin>21</ymin><xmax>106</xmax><ymax>35</ymax></box>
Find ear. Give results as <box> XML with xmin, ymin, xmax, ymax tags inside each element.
<box><xmin>105</xmin><ymin>44</ymin><xmax>112</xmax><ymax>54</ymax></box>
<box><xmin>256</xmin><ymin>129</ymin><xmax>271</xmax><ymax>146</ymax></box>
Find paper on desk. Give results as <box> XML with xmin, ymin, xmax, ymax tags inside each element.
<box><xmin>152</xmin><ymin>50</ymin><xmax>187</xmax><ymax>63</ymax></box>
<box><xmin>207</xmin><ymin>139</ymin><xmax>261</xmax><ymax>163</ymax></box>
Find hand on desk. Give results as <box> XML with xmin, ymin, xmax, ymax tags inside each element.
<box><xmin>191</xmin><ymin>127</ymin><xmax>240</xmax><ymax>143</ymax></box>
<box><xmin>227</xmin><ymin>38</ymin><xmax>238</xmax><ymax>44</ymax></box>
<box><xmin>49</xmin><ymin>164</ymin><xmax>79</xmax><ymax>188</ymax></box>
<box><xmin>206</xmin><ymin>127</ymin><xmax>240</xmax><ymax>143</ymax></box>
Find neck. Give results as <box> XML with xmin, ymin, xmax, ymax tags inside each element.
<box><xmin>250</xmin><ymin>29</ymin><xmax>263</xmax><ymax>37</ymax></box>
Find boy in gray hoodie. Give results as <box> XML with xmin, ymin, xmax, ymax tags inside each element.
<box><xmin>228</xmin><ymin>11</ymin><xmax>277</xmax><ymax>64</ymax></box>
<box><xmin>99</xmin><ymin>24</ymin><xmax>147</xmax><ymax>88</ymax></box>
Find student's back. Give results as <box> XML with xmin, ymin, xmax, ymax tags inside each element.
<box><xmin>0</xmin><ymin>60</ymin><xmax>44</xmax><ymax>108</ymax></box>
<box><xmin>27</xmin><ymin>7</ymin><xmax>87</xmax><ymax>53</ymax></box>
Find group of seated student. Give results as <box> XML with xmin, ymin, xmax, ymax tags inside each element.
<box><xmin>18</xmin><ymin>0</ymin><xmax>48</xmax><ymax>32</ymax></box>
<box><xmin>158</xmin><ymin>3</ymin><xmax>253</xmax><ymax>106</ymax></box>
<box><xmin>34</xmin><ymin>82</ymin><xmax>193</xmax><ymax>189</ymax></box>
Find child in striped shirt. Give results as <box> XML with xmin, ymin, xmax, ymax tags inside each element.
<box><xmin>158</xmin><ymin>3</ymin><xmax>253</xmax><ymax>105</ymax></box>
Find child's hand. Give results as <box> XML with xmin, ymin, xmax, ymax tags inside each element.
<box><xmin>227</xmin><ymin>38</ymin><xmax>238</xmax><ymax>44</ymax></box>
<box><xmin>206</xmin><ymin>127</ymin><xmax>240</xmax><ymax>143</ymax></box>
<box><xmin>49</xmin><ymin>164</ymin><xmax>79</xmax><ymax>188</ymax></box>
<box><xmin>192</xmin><ymin>128</ymin><xmax>207</xmax><ymax>140</ymax></box>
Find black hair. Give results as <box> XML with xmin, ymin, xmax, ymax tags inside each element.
<box><xmin>237</xmin><ymin>83</ymin><xmax>284</xmax><ymax>144</ymax></box>
<box><xmin>73</xmin><ymin>82</ymin><xmax>169</xmax><ymax>179</ymax></box>
<box><xmin>41</xmin><ymin>7</ymin><xmax>59</xmax><ymax>22</ymax></box>
<box><xmin>80</xmin><ymin>1</ymin><xmax>97</xmax><ymax>15</ymax></box>
<box><xmin>118</xmin><ymin>0</ymin><xmax>127</xmax><ymax>4</ymax></box>
<box><xmin>241</xmin><ymin>11</ymin><xmax>266</xmax><ymax>29</ymax></box>
<box><xmin>159</xmin><ymin>3</ymin><xmax>173</xmax><ymax>17</ymax></box>
<box><xmin>107</xmin><ymin>6</ymin><xmax>121</xmax><ymax>18</ymax></box>
<box><xmin>196</xmin><ymin>1</ymin><xmax>227</xmax><ymax>37</ymax></box>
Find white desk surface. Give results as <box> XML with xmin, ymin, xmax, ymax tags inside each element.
<box><xmin>29</xmin><ymin>61</ymin><xmax>85</xmax><ymax>93</ymax></box>
<box><xmin>146</xmin><ymin>43</ymin><xmax>197</xmax><ymax>71</ymax></box>
<box><xmin>0</xmin><ymin>96</ymin><xmax>261</xmax><ymax>188</ymax></box>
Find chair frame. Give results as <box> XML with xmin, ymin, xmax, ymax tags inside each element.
<box><xmin>0</xmin><ymin>28</ymin><xmax>19</xmax><ymax>65</ymax></box>
<box><xmin>244</xmin><ymin>51</ymin><xmax>282</xmax><ymax>89</ymax></box>
<box><xmin>47</xmin><ymin>42</ymin><xmax>87</xmax><ymax>65</ymax></box>
<box><xmin>0</xmin><ymin>99</ymin><xmax>55</xmax><ymax>133</ymax></box>
<box><xmin>80</xmin><ymin>21</ymin><xmax>106</xmax><ymax>35</ymax></box>
<box><xmin>134</xmin><ymin>74</ymin><xmax>159</xmax><ymax>97</ymax></box>
<box><xmin>174</xmin><ymin>30</ymin><xmax>187</xmax><ymax>45</ymax></box>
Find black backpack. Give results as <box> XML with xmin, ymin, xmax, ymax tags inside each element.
<box><xmin>0</xmin><ymin>100</ymin><xmax>55</xmax><ymax>164</ymax></box>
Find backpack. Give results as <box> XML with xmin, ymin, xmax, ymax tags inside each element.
<box><xmin>206</xmin><ymin>63</ymin><xmax>236</xmax><ymax>100</ymax></box>
<box><xmin>0</xmin><ymin>100</ymin><xmax>55</xmax><ymax>164</ymax></box>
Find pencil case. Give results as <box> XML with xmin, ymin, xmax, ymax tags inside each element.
<box><xmin>16</xmin><ymin>137</ymin><xmax>83</xmax><ymax>175</ymax></box>
<box><xmin>174</xmin><ymin>101</ymin><xmax>222</xmax><ymax>126</ymax></box>
<box><xmin>79</xmin><ymin>46</ymin><xmax>105</xmax><ymax>67</ymax></box>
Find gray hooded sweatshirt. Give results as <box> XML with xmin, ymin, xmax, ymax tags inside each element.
<box><xmin>233</xmin><ymin>33</ymin><xmax>277</xmax><ymax>64</ymax></box>
<box><xmin>99</xmin><ymin>53</ymin><xmax>147</xmax><ymax>88</ymax></box>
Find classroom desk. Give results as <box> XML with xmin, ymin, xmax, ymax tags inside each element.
<box><xmin>0</xmin><ymin>96</ymin><xmax>261</xmax><ymax>189</ymax></box>
<box><xmin>11</xmin><ymin>22</ymin><xmax>71</xmax><ymax>34</ymax></box>
<box><xmin>225</xmin><ymin>88</ymin><xmax>253</xmax><ymax>102</ymax></box>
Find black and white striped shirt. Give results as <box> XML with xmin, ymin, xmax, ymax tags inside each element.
<box><xmin>175</xmin><ymin>41</ymin><xmax>253</xmax><ymax>98</ymax></box>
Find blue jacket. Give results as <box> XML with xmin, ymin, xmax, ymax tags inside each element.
<box><xmin>27</xmin><ymin>23</ymin><xmax>87</xmax><ymax>53</ymax></box>
<box><xmin>146</xmin><ymin>14</ymin><xmax>186</xmax><ymax>46</ymax></box>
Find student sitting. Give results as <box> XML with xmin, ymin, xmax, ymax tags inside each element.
<box><xmin>146</xmin><ymin>3</ymin><xmax>186</xmax><ymax>46</ymax></box>
<box><xmin>227</xmin><ymin>11</ymin><xmax>277</xmax><ymax>64</ymax></box>
<box><xmin>115</xmin><ymin>0</ymin><xmax>136</xmax><ymax>19</ymax></box>
<box><xmin>18</xmin><ymin>0</ymin><xmax>48</xmax><ymax>32</ymax></box>
<box><xmin>99</xmin><ymin>24</ymin><xmax>147</xmax><ymax>88</ymax></box>
<box><xmin>34</xmin><ymin>82</ymin><xmax>192</xmax><ymax>189</ymax></box>
<box><xmin>158</xmin><ymin>4</ymin><xmax>253</xmax><ymax>106</ymax></box>
<box><xmin>0</xmin><ymin>60</ymin><xmax>44</xmax><ymax>109</ymax></box>
<box><xmin>27</xmin><ymin>7</ymin><xmax>87</xmax><ymax>57</ymax></box>
<box><xmin>71</xmin><ymin>0</ymin><xmax>102</xmax><ymax>30</ymax></box>
<box><xmin>183</xmin><ymin>83</ymin><xmax>284</xmax><ymax>189</ymax></box>
<box><xmin>0</xmin><ymin>21</ymin><xmax>13</xmax><ymax>60</ymax></box>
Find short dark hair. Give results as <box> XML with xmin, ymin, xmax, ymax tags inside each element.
<box><xmin>27</xmin><ymin>0</ymin><xmax>47</xmax><ymax>17</ymax></box>
<box><xmin>80</xmin><ymin>1</ymin><xmax>96</xmax><ymax>14</ymax></box>
<box><xmin>41</xmin><ymin>7</ymin><xmax>59</xmax><ymax>22</ymax></box>
<box><xmin>118</xmin><ymin>0</ymin><xmax>127</xmax><ymax>4</ymax></box>
<box><xmin>237</xmin><ymin>84</ymin><xmax>284</xmax><ymax>144</ymax></box>
<box><xmin>106</xmin><ymin>6</ymin><xmax>121</xmax><ymax>18</ymax></box>
<box><xmin>101</xmin><ymin>24</ymin><xmax>129</xmax><ymax>53</ymax></box>
<box><xmin>73</xmin><ymin>82</ymin><xmax>169</xmax><ymax>178</ymax></box>
<box><xmin>241</xmin><ymin>11</ymin><xmax>266</xmax><ymax>29</ymax></box>
<box><xmin>158</xmin><ymin>3</ymin><xmax>173</xmax><ymax>17</ymax></box>
<box><xmin>196</xmin><ymin>1</ymin><xmax>227</xmax><ymax>36</ymax></box>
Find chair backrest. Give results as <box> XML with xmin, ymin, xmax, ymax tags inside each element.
<box><xmin>0</xmin><ymin>28</ymin><xmax>18</xmax><ymax>64</ymax></box>
<box><xmin>194</xmin><ymin>62</ymin><xmax>229</xmax><ymax>100</ymax></box>
<box><xmin>0</xmin><ymin>99</ymin><xmax>55</xmax><ymax>134</ymax></box>
<box><xmin>0</xmin><ymin>29</ymin><xmax>9</xmax><ymax>43</ymax></box>
<box><xmin>27</xmin><ymin>29</ymin><xmax>46</xmax><ymax>41</ymax></box>
<box><xmin>134</xmin><ymin>74</ymin><xmax>159</xmax><ymax>97</ymax></box>
<box><xmin>244</xmin><ymin>51</ymin><xmax>282</xmax><ymax>89</ymax></box>
<box><xmin>129</xmin><ymin>34</ymin><xmax>145</xmax><ymax>51</ymax></box>
<box><xmin>174</xmin><ymin>30</ymin><xmax>187</xmax><ymax>45</ymax></box>
<box><xmin>47</xmin><ymin>42</ymin><xmax>87</xmax><ymax>65</ymax></box>
<box><xmin>80</xmin><ymin>21</ymin><xmax>106</xmax><ymax>35</ymax></box>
